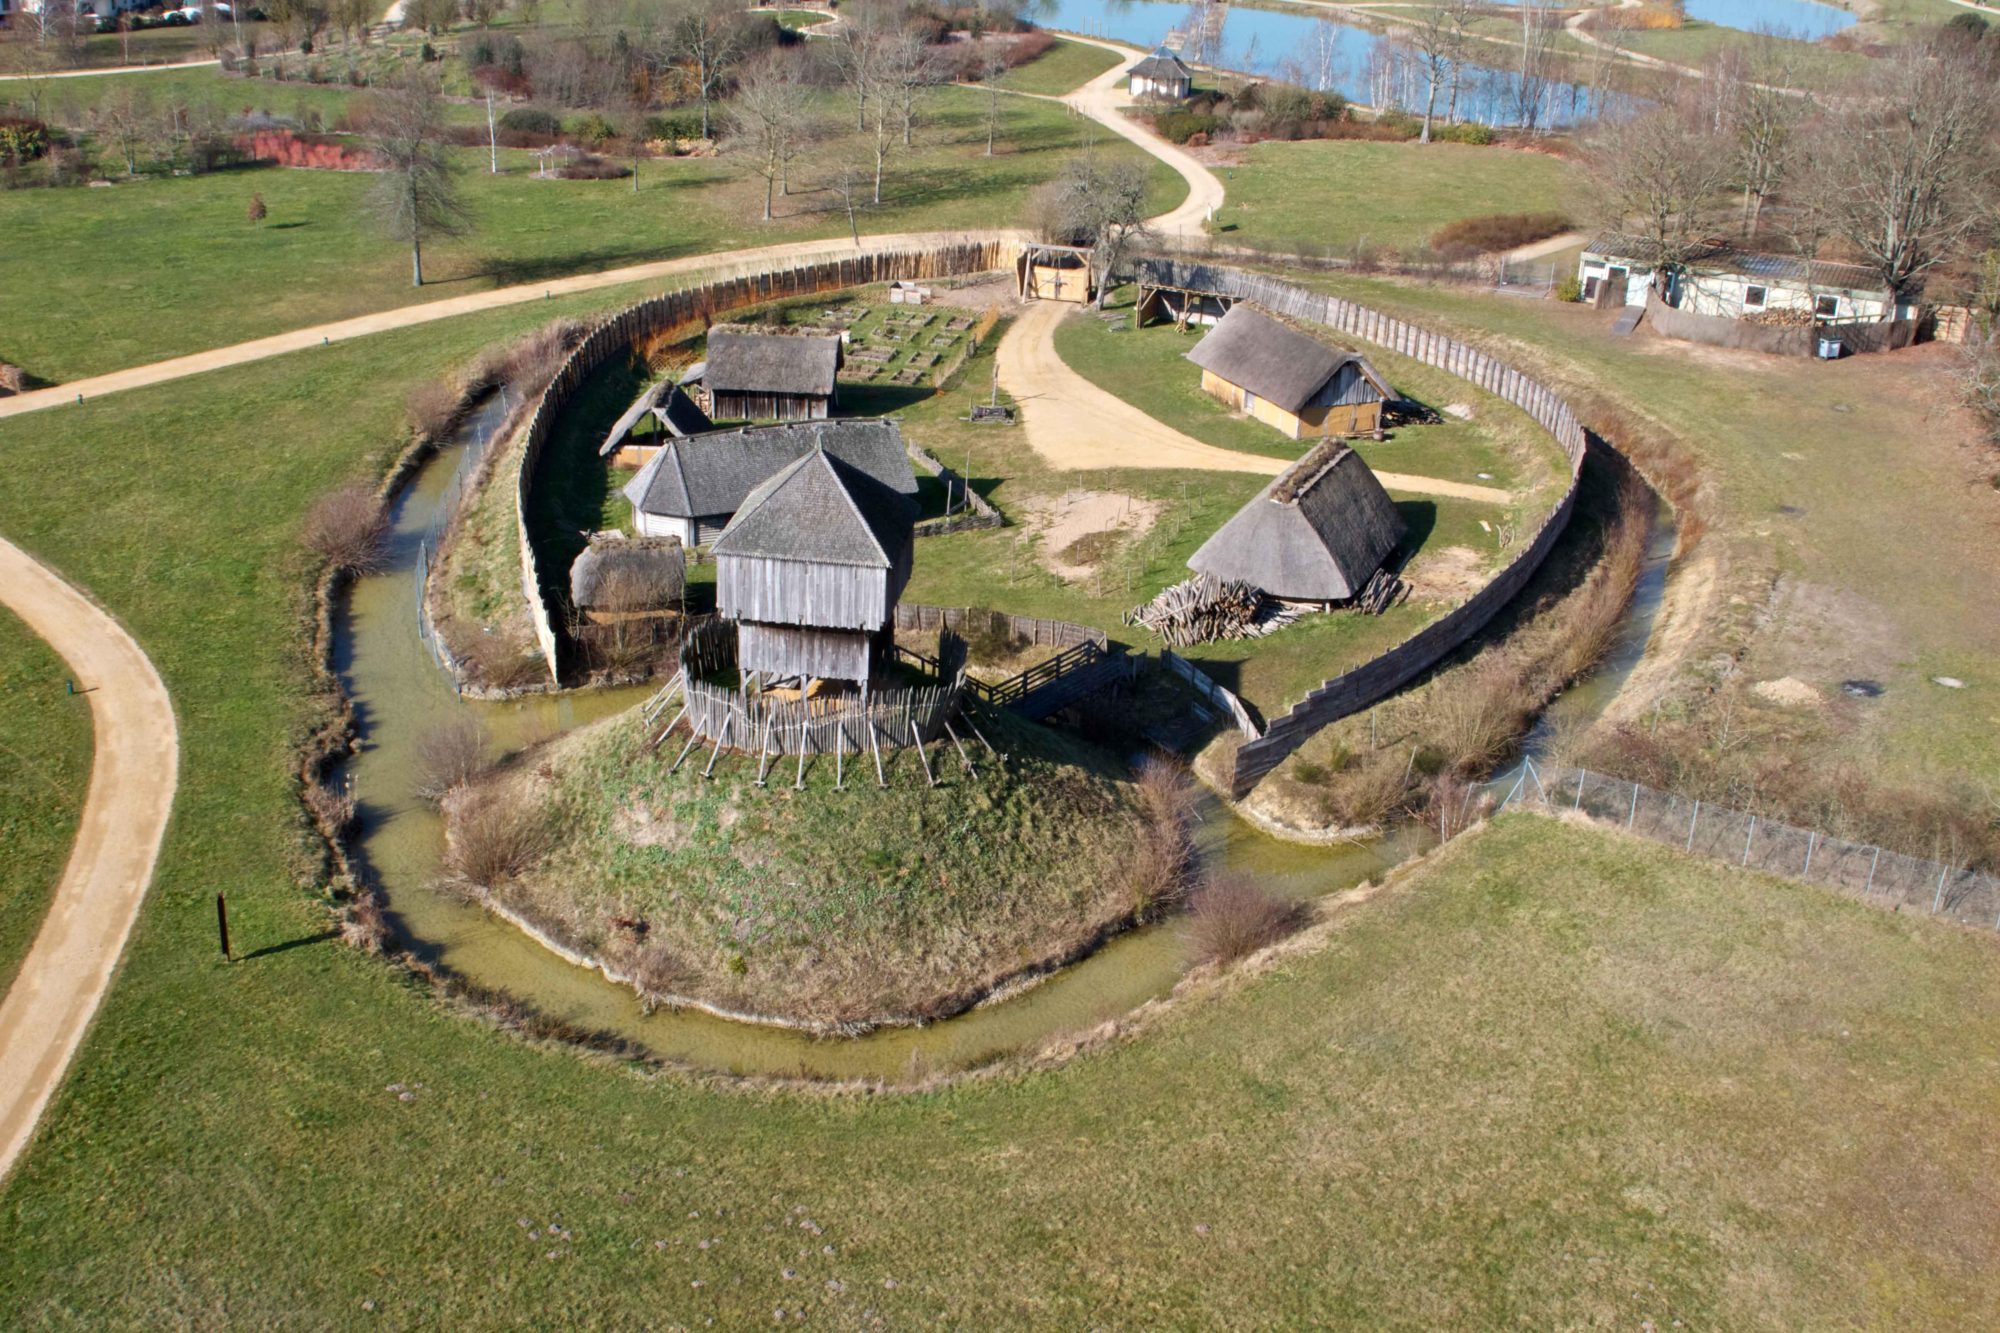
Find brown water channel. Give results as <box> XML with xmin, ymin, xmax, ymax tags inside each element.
<box><xmin>335</xmin><ymin>402</ymin><xmax>1665</xmax><ymax>1080</ymax></box>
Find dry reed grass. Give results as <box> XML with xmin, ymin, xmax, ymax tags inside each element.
<box><xmin>442</xmin><ymin>789</ymin><xmax>551</xmax><ymax>889</ymax></box>
<box><xmin>415</xmin><ymin>718</ymin><xmax>490</xmax><ymax>802</ymax></box>
<box><xmin>301</xmin><ymin>482</ymin><xmax>390</xmax><ymax>574</ymax></box>
<box><xmin>1186</xmin><ymin>872</ymin><xmax>1308</xmax><ymax>967</ymax></box>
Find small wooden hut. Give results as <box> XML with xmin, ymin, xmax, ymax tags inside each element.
<box><xmin>568</xmin><ymin>535</ymin><xmax>687</xmax><ymax>623</ymax></box>
<box><xmin>712</xmin><ymin>447</ymin><xmax>917</xmax><ymax>687</ymax></box>
<box><xmin>1185</xmin><ymin>304</ymin><xmax>1392</xmax><ymax>439</ymax></box>
<box><xmin>1128</xmin><ymin>46</ymin><xmax>1193</xmax><ymax>101</ymax></box>
<box><xmin>622</xmin><ymin>418</ymin><xmax>917</xmax><ymax>547</ymax></box>
<box><xmin>1188</xmin><ymin>441</ymin><xmax>1406</xmax><ymax>606</ymax></box>
<box><xmin>689</xmin><ymin>325</ymin><xmax>843</xmax><ymax>422</ymax></box>
<box><xmin>600</xmin><ymin>381</ymin><xmax>715</xmax><ymax>467</ymax></box>
<box><xmin>1017</xmin><ymin>242</ymin><xmax>1096</xmax><ymax>304</ymax></box>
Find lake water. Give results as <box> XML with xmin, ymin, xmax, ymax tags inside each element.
<box><xmin>1683</xmin><ymin>0</ymin><xmax>1856</xmax><ymax>39</ymax></box>
<box><xmin>1028</xmin><ymin>0</ymin><xmax>1613</xmax><ymax>127</ymax></box>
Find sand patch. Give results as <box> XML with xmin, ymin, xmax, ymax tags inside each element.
<box><xmin>1022</xmin><ymin>489</ymin><xmax>1164</xmax><ymax>581</ymax></box>
<box><xmin>1402</xmin><ymin>545</ymin><xmax>1488</xmax><ymax>602</ymax></box>
<box><xmin>1751</xmin><ymin>676</ymin><xmax>1825</xmax><ymax>709</ymax></box>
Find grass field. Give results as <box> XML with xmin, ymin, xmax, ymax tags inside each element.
<box><xmin>0</xmin><ymin>80</ymin><xmax>1181</xmax><ymax>383</ymax></box>
<box><xmin>1209</xmin><ymin>139</ymin><xmax>1576</xmax><ymax>257</ymax></box>
<box><xmin>1307</xmin><ymin>272</ymin><xmax>2000</xmax><ymax>789</ymax></box>
<box><xmin>991</xmin><ymin>36</ymin><xmax>1123</xmax><ymax>96</ymax></box>
<box><xmin>1617</xmin><ymin>21</ymin><xmax>1870</xmax><ymax>87</ymax></box>
<box><xmin>0</xmin><ymin>607</ymin><xmax>91</xmax><ymax>995</ymax></box>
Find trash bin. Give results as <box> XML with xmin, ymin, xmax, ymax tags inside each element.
<box><xmin>1815</xmin><ymin>336</ymin><xmax>1843</xmax><ymax>360</ymax></box>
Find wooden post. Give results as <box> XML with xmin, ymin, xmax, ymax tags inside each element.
<box><xmin>910</xmin><ymin>720</ymin><xmax>937</xmax><ymax>787</ymax></box>
<box><xmin>754</xmin><ymin>706</ymin><xmax>775</xmax><ymax>787</ymax></box>
<box><xmin>943</xmin><ymin>719</ymin><xmax>976</xmax><ymax>776</ymax></box>
<box><xmin>702</xmin><ymin>712</ymin><xmax>733</xmax><ymax>779</ymax></box>
<box><xmin>216</xmin><ymin>892</ymin><xmax>231</xmax><ymax>963</ymax></box>
<box><xmin>868</xmin><ymin>719</ymin><xmax>887</xmax><ymax>788</ymax></box>
<box><xmin>794</xmin><ymin>708</ymin><xmax>808</xmax><ymax>791</ymax></box>
<box><xmin>834</xmin><ymin>715</ymin><xmax>845</xmax><ymax>790</ymax></box>
<box><xmin>652</xmin><ymin>703</ymin><xmax>687</xmax><ymax>752</ymax></box>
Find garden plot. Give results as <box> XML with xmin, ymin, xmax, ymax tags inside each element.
<box><xmin>836</xmin><ymin>305</ymin><xmax>977</xmax><ymax>386</ymax></box>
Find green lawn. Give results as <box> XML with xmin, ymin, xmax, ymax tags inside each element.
<box><xmin>991</xmin><ymin>36</ymin><xmax>1123</xmax><ymax>96</ymax></box>
<box><xmin>1619</xmin><ymin>21</ymin><xmax>1870</xmax><ymax>88</ymax></box>
<box><xmin>0</xmin><ymin>80</ymin><xmax>1182</xmax><ymax>383</ymax></box>
<box><xmin>1306</xmin><ymin>272</ymin><xmax>2000</xmax><ymax>788</ymax></box>
<box><xmin>1211</xmin><ymin>139</ymin><xmax>1577</xmax><ymax>257</ymax></box>
<box><xmin>0</xmin><ymin>607</ymin><xmax>91</xmax><ymax>995</ymax></box>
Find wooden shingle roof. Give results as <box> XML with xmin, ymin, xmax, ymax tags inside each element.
<box><xmin>712</xmin><ymin>448</ymin><xmax>916</xmax><ymax>569</ymax></box>
<box><xmin>621</xmin><ymin>419</ymin><xmax>915</xmax><ymax>520</ymax></box>
<box><xmin>704</xmin><ymin>325</ymin><xmax>842</xmax><ymax>398</ymax></box>
<box><xmin>1185</xmin><ymin>305</ymin><xmax>1391</xmax><ymax>415</ymax></box>
<box><xmin>1188</xmin><ymin>442</ymin><xmax>1405</xmax><ymax>601</ymax></box>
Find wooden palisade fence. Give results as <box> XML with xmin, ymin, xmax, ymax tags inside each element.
<box><xmin>1131</xmin><ymin>258</ymin><xmax>1593</xmax><ymax>798</ymax></box>
<box><xmin>512</xmin><ymin>237</ymin><xmax>1016</xmax><ymax>682</ymax></box>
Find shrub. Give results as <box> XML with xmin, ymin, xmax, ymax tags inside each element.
<box><xmin>499</xmin><ymin>107</ymin><xmax>563</xmax><ymax>137</ymax></box>
<box><xmin>1186</xmin><ymin>872</ymin><xmax>1307</xmax><ymax>967</ymax></box>
<box><xmin>645</xmin><ymin>110</ymin><xmax>703</xmax><ymax>143</ymax></box>
<box><xmin>565</xmin><ymin>112</ymin><xmax>615</xmax><ymax>147</ymax></box>
<box><xmin>247</xmin><ymin>192</ymin><xmax>267</xmax><ymax>224</ymax></box>
<box><xmin>301</xmin><ymin>481</ymin><xmax>389</xmax><ymax>574</ymax></box>
<box><xmin>1128</xmin><ymin>755</ymin><xmax>1198</xmax><ymax>914</ymax></box>
<box><xmin>1433</xmin><ymin>121</ymin><xmax>1494</xmax><ymax>145</ymax></box>
<box><xmin>556</xmin><ymin>154</ymin><xmax>630</xmax><ymax>180</ymax></box>
<box><xmin>415</xmin><ymin>718</ymin><xmax>490</xmax><ymax>802</ymax></box>
<box><xmin>0</xmin><ymin>117</ymin><xmax>50</xmax><ymax>165</ymax></box>
<box><xmin>1556</xmin><ymin>274</ymin><xmax>1584</xmax><ymax>303</ymax></box>
<box><xmin>404</xmin><ymin>380</ymin><xmax>459</xmax><ymax>439</ymax></box>
<box><xmin>1430</xmin><ymin>211</ymin><xmax>1572</xmax><ymax>257</ymax></box>
<box><xmin>443</xmin><ymin>790</ymin><xmax>549</xmax><ymax>889</ymax></box>
<box><xmin>1154</xmin><ymin>110</ymin><xmax>1223</xmax><ymax>144</ymax></box>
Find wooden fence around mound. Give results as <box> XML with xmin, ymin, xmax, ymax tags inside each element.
<box><xmin>511</xmin><ymin>238</ymin><xmax>1015</xmax><ymax>682</ymax></box>
<box><xmin>1643</xmin><ymin>292</ymin><xmax>1918</xmax><ymax>358</ymax></box>
<box><xmin>1131</xmin><ymin>258</ymin><xmax>1592</xmax><ymax>798</ymax></box>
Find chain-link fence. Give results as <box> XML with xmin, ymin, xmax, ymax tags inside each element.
<box><xmin>1492</xmin><ymin>759</ymin><xmax>2000</xmax><ymax>932</ymax></box>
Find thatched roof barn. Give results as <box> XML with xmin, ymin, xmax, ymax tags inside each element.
<box><xmin>713</xmin><ymin>447</ymin><xmax>918</xmax><ymax>685</ymax></box>
<box><xmin>568</xmin><ymin>536</ymin><xmax>687</xmax><ymax>622</ymax></box>
<box><xmin>1185</xmin><ymin>305</ymin><xmax>1392</xmax><ymax>440</ymax></box>
<box><xmin>600</xmin><ymin>381</ymin><xmax>715</xmax><ymax>465</ymax></box>
<box><xmin>622</xmin><ymin>419</ymin><xmax>917</xmax><ymax>547</ymax></box>
<box><xmin>1188</xmin><ymin>441</ymin><xmax>1406</xmax><ymax>604</ymax></box>
<box><xmin>1129</xmin><ymin>45</ymin><xmax>1193</xmax><ymax>100</ymax></box>
<box><xmin>691</xmin><ymin>324</ymin><xmax>843</xmax><ymax>422</ymax></box>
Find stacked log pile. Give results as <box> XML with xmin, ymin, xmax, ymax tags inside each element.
<box><xmin>1126</xmin><ymin>576</ymin><xmax>1298</xmax><ymax>646</ymax></box>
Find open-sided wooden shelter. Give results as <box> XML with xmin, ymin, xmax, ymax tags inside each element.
<box><xmin>1185</xmin><ymin>304</ymin><xmax>1392</xmax><ymax>439</ymax></box>
<box><xmin>712</xmin><ymin>446</ymin><xmax>918</xmax><ymax>687</ymax></box>
<box><xmin>600</xmin><ymin>380</ymin><xmax>714</xmax><ymax>467</ymax></box>
<box><xmin>1017</xmin><ymin>242</ymin><xmax>1096</xmax><ymax>304</ymax></box>
<box><xmin>1188</xmin><ymin>440</ymin><xmax>1406</xmax><ymax>606</ymax></box>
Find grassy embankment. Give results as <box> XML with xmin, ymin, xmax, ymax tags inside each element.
<box><xmin>991</xmin><ymin>35</ymin><xmax>1123</xmax><ymax>96</ymax></box>
<box><xmin>450</xmin><ymin>707</ymin><xmax>1169</xmax><ymax>1028</ymax></box>
<box><xmin>0</xmin><ymin>73</ymin><xmax>1181</xmax><ymax>383</ymax></box>
<box><xmin>1206</xmin><ymin>138</ymin><xmax>1577</xmax><ymax>258</ymax></box>
<box><xmin>1304</xmin><ymin>272</ymin><xmax>2000</xmax><ymax>797</ymax></box>
<box><xmin>0</xmin><ymin>607</ymin><xmax>92</xmax><ymax>994</ymax></box>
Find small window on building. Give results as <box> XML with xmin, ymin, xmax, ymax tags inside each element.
<box><xmin>1815</xmin><ymin>295</ymin><xmax>1840</xmax><ymax>318</ymax></box>
<box><xmin>1744</xmin><ymin>285</ymin><xmax>1766</xmax><ymax>308</ymax></box>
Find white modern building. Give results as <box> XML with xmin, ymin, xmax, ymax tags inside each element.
<box><xmin>1579</xmin><ymin>234</ymin><xmax>1903</xmax><ymax>323</ymax></box>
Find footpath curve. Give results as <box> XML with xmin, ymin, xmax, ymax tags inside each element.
<box><xmin>0</xmin><ymin>537</ymin><xmax>177</xmax><ymax>1183</ymax></box>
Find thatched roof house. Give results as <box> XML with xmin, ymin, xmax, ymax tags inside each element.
<box><xmin>713</xmin><ymin>447</ymin><xmax>918</xmax><ymax>685</ymax></box>
<box><xmin>1186</xmin><ymin>305</ymin><xmax>1392</xmax><ymax>440</ymax></box>
<box><xmin>690</xmin><ymin>324</ymin><xmax>843</xmax><ymax>422</ymax></box>
<box><xmin>568</xmin><ymin>536</ymin><xmax>687</xmax><ymax>622</ymax></box>
<box><xmin>622</xmin><ymin>419</ymin><xmax>916</xmax><ymax>547</ymax></box>
<box><xmin>1188</xmin><ymin>441</ymin><xmax>1406</xmax><ymax>604</ymax></box>
<box><xmin>1129</xmin><ymin>45</ymin><xmax>1193</xmax><ymax>100</ymax></box>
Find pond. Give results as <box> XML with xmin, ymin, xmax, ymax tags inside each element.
<box><xmin>1028</xmin><ymin>0</ymin><xmax>1615</xmax><ymax>127</ymax></box>
<box><xmin>1683</xmin><ymin>0</ymin><xmax>1856</xmax><ymax>39</ymax></box>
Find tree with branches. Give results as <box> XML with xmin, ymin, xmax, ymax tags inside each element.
<box><xmin>727</xmin><ymin>54</ymin><xmax>810</xmax><ymax>221</ymax></box>
<box><xmin>1039</xmin><ymin>155</ymin><xmax>1152</xmax><ymax>310</ymax></box>
<box><xmin>365</xmin><ymin>74</ymin><xmax>473</xmax><ymax>287</ymax></box>
<box><xmin>1581</xmin><ymin>97</ymin><xmax>1736</xmax><ymax>292</ymax></box>
<box><xmin>666</xmin><ymin>0</ymin><xmax>747</xmax><ymax>142</ymax></box>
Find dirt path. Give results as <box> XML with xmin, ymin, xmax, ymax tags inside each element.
<box><xmin>0</xmin><ymin>537</ymin><xmax>177</xmax><ymax>1183</ymax></box>
<box><xmin>996</xmin><ymin>302</ymin><xmax>1512</xmax><ymax>504</ymax></box>
<box><xmin>1</xmin><ymin>59</ymin><xmax>221</xmax><ymax>80</ymax></box>
<box><xmin>1052</xmin><ymin>37</ymin><xmax>1224</xmax><ymax>238</ymax></box>
<box><xmin>0</xmin><ymin>229</ymin><xmax>1024</xmax><ymax>420</ymax></box>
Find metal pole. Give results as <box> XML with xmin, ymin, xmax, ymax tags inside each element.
<box><xmin>1742</xmin><ymin>816</ymin><xmax>1756</xmax><ymax>866</ymax></box>
<box><xmin>1685</xmin><ymin>800</ymin><xmax>1700</xmax><ymax>851</ymax></box>
<box><xmin>1627</xmin><ymin>781</ymin><xmax>1639</xmax><ymax>829</ymax></box>
<box><xmin>1931</xmin><ymin>864</ymin><xmax>1949</xmax><ymax>914</ymax></box>
<box><xmin>216</xmin><ymin>892</ymin><xmax>232</xmax><ymax>963</ymax></box>
<box><xmin>1573</xmin><ymin>768</ymin><xmax>1586</xmax><ymax>810</ymax></box>
<box><xmin>1803</xmin><ymin>831</ymin><xmax>1816</xmax><ymax>878</ymax></box>
<box><xmin>1864</xmin><ymin>846</ymin><xmax>1881</xmax><ymax>895</ymax></box>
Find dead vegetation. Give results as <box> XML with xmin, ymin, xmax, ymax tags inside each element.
<box><xmin>415</xmin><ymin>718</ymin><xmax>490</xmax><ymax>803</ymax></box>
<box><xmin>441</xmin><ymin>788</ymin><xmax>552</xmax><ymax>891</ymax></box>
<box><xmin>300</xmin><ymin>482</ymin><xmax>390</xmax><ymax>575</ymax></box>
<box><xmin>1186</xmin><ymin>871</ymin><xmax>1309</xmax><ymax>967</ymax></box>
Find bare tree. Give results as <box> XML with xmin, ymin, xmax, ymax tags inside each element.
<box><xmin>1581</xmin><ymin>98</ymin><xmax>1735</xmax><ymax>291</ymax></box>
<box><xmin>979</xmin><ymin>43</ymin><xmax>1010</xmax><ymax>157</ymax></box>
<box><xmin>1513</xmin><ymin>0</ymin><xmax>1558</xmax><ymax>134</ymax></box>
<box><xmin>665</xmin><ymin>0</ymin><xmax>746</xmax><ymax>141</ymax></box>
<box><xmin>88</xmin><ymin>82</ymin><xmax>153</xmax><ymax>177</ymax></box>
<box><xmin>885</xmin><ymin>29</ymin><xmax>937</xmax><ymax>151</ymax></box>
<box><xmin>1045</xmin><ymin>155</ymin><xmax>1152</xmax><ymax>310</ymax></box>
<box><xmin>1801</xmin><ymin>40</ymin><xmax>2000</xmax><ymax>304</ymax></box>
<box><xmin>365</xmin><ymin>74</ymin><xmax>473</xmax><ymax>287</ymax></box>
<box><xmin>727</xmin><ymin>53</ymin><xmax>808</xmax><ymax>221</ymax></box>
<box><xmin>1705</xmin><ymin>40</ymin><xmax>1808</xmax><ymax>238</ymax></box>
<box><xmin>1408</xmin><ymin>4</ymin><xmax>1465</xmax><ymax>142</ymax></box>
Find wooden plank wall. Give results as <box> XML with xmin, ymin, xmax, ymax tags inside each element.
<box><xmin>893</xmin><ymin>603</ymin><xmax>1108</xmax><ymax>651</ymax></box>
<box><xmin>513</xmin><ymin>239</ymin><xmax>1013</xmax><ymax>682</ymax></box>
<box><xmin>1132</xmin><ymin>259</ymin><xmax>1593</xmax><ymax>798</ymax></box>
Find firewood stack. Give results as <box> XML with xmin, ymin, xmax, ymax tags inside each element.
<box><xmin>1353</xmin><ymin>567</ymin><xmax>1406</xmax><ymax>616</ymax></box>
<box><xmin>1126</xmin><ymin>575</ymin><xmax>1296</xmax><ymax>646</ymax></box>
